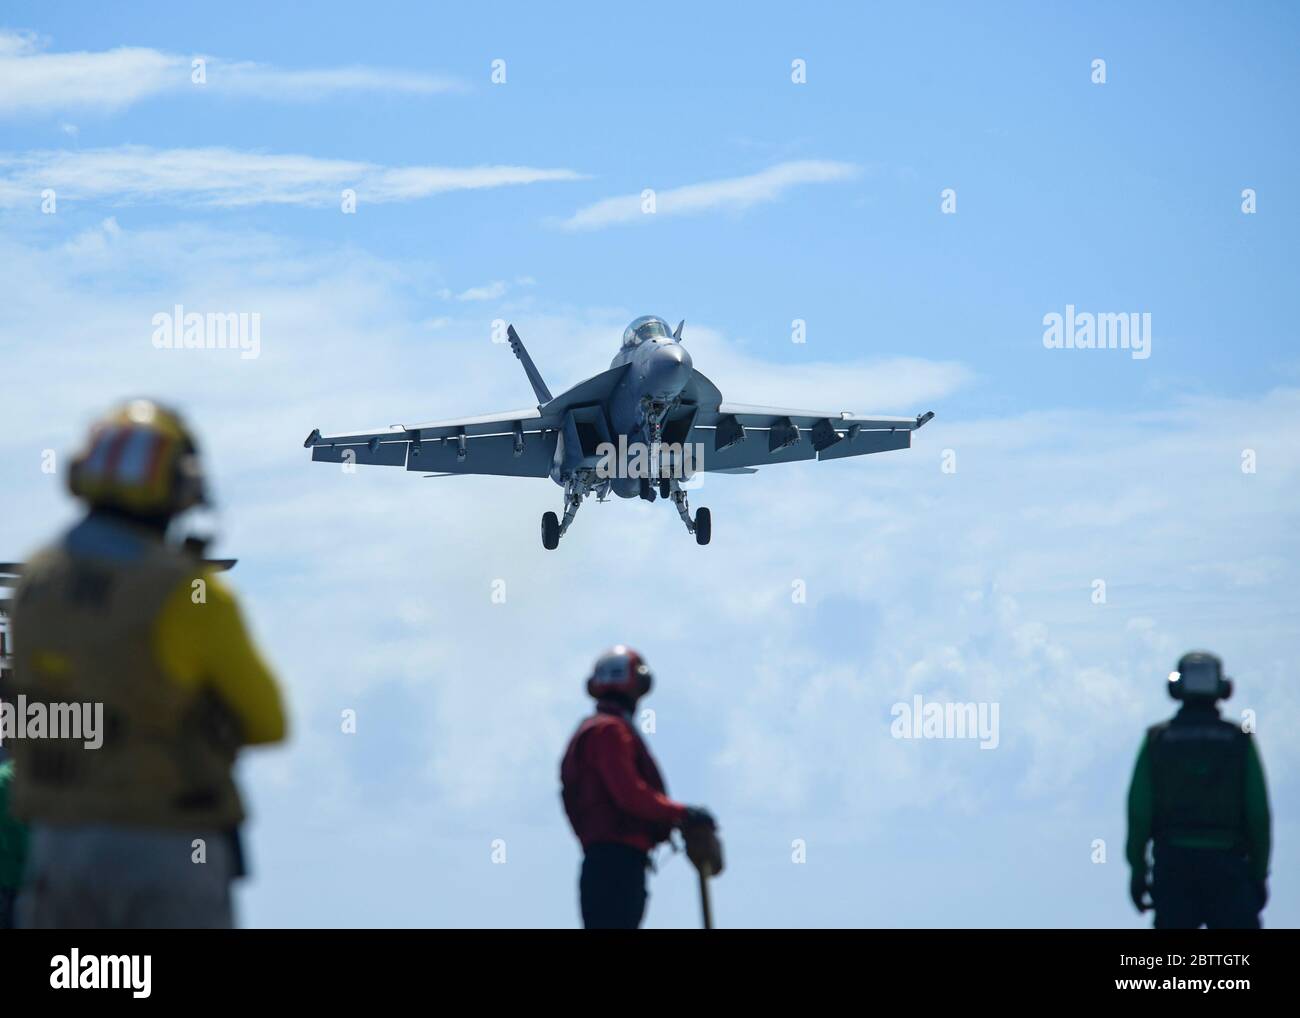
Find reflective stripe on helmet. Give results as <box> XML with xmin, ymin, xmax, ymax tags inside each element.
<box><xmin>68</xmin><ymin>401</ymin><xmax>202</xmax><ymax>516</ymax></box>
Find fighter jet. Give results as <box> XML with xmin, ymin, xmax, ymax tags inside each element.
<box><xmin>303</xmin><ymin>316</ymin><xmax>934</xmax><ymax>549</ymax></box>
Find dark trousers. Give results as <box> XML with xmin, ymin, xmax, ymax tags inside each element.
<box><xmin>580</xmin><ymin>843</ymin><xmax>648</xmax><ymax>929</ymax></box>
<box><xmin>0</xmin><ymin>887</ymin><xmax>16</xmax><ymax>930</ymax></box>
<box><xmin>1153</xmin><ymin>843</ymin><xmax>1262</xmax><ymax>929</ymax></box>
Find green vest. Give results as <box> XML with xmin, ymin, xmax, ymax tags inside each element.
<box><xmin>0</xmin><ymin>761</ymin><xmax>29</xmax><ymax>888</ymax></box>
<box><xmin>8</xmin><ymin>538</ymin><xmax>244</xmax><ymax>830</ymax></box>
<box><xmin>1148</xmin><ymin>714</ymin><xmax>1247</xmax><ymax>845</ymax></box>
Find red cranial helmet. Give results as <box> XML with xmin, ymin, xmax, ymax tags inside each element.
<box><xmin>586</xmin><ymin>645</ymin><xmax>653</xmax><ymax>702</ymax></box>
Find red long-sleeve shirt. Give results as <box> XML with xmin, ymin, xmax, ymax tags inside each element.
<box><xmin>560</xmin><ymin>701</ymin><xmax>688</xmax><ymax>853</ymax></box>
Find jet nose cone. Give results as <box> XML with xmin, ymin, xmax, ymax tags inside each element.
<box><xmin>646</xmin><ymin>343</ymin><xmax>692</xmax><ymax>397</ymax></box>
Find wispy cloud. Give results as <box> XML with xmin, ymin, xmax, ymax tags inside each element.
<box><xmin>0</xmin><ymin>146</ymin><xmax>585</xmax><ymax>208</ymax></box>
<box><xmin>203</xmin><ymin>61</ymin><xmax>464</xmax><ymax>100</ymax></box>
<box><xmin>0</xmin><ymin>30</ymin><xmax>179</xmax><ymax>114</ymax></box>
<box><xmin>0</xmin><ymin>29</ymin><xmax>464</xmax><ymax>116</ymax></box>
<box><xmin>558</xmin><ymin>160</ymin><xmax>859</xmax><ymax>231</ymax></box>
<box><xmin>452</xmin><ymin>281</ymin><xmax>508</xmax><ymax>302</ymax></box>
<box><xmin>436</xmin><ymin>276</ymin><xmax>536</xmax><ymax>302</ymax></box>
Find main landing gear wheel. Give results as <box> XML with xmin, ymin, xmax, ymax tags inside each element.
<box><xmin>694</xmin><ymin>506</ymin><xmax>711</xmax><ymax>546</ymax></box>
<box><xmin>670</xmin><ymin>484</ymin><xmax>709</xmax><ymax>546</ymax></box>
<box><xmin>659</xmin><ymin>478</ymin><xmax>671</xmax><ymax>500</ymax></box>
<box><xmin>541</xmin><ymin>511</ymin><xmax>560</xmax><ymax>550</ymax></box>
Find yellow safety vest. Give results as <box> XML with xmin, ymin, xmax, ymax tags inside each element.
<box><xmin>8</xmin><ymin>526</ymin><xmax>284</xmax><ymax>830</ymax></box>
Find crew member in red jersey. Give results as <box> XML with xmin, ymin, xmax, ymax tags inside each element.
<box><xmin>560</xmin><ymin>646</ymin><xmax>715</xmax><ymax>928</ymax></box>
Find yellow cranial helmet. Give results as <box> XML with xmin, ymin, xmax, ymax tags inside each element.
<box><xmin>67</xmin><ymin>399</ymin><xmax>207</xmax><ymax>517</ymax></box>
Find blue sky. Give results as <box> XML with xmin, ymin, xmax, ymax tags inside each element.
<box><xmin>0</xmin><ymin>1</ymin><xmax>1296</xmax><ymax>927</ymax></box>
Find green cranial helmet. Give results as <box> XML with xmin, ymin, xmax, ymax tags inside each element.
<box><xmin>1167</xmin><ymin>651</ymin><xmax>1233</xmax><ymax>702</ymax></box>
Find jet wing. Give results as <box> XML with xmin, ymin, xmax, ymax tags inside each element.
<box><xmin>303</xmin><ymin>365</ymin><xmax>631</xmax><ymax>479</ymax></box>
<box><xmin>688</xmin><ymin>401</ymin><xmax>933</xmax><ymax>471</ymax></box>
<box><xmin>305</xmin><ymin>408</ymin><xmax>556</xmax><ymax>478</ymax></box>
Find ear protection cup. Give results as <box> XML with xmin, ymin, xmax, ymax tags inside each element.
<box><xmin>169</xmin><ymin>443</ymin><xmax>207</xmax><ymax>513</ymax></box>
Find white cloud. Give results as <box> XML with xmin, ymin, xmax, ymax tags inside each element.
<box><xmin>558</xmin><ymin>160</ymin><xmax>859</xmax><ymax>231</ymax></box>
<box><xmin>453</xmin><ymin>280</ymin><xmax>508</xmax><ymax>302</ymax></box>
<box><xmin>367</xmin><ymin>165</ymin><xmax>586</xmax><ymax>202</ymax></box>
<box><xmin>0</xmin><ymin>146</ymin><xmax>585</xmax><ymax>208</ymax></box>
<box><xmin>60</xmin><ymin>215</ymin><xmax>121</xmax><ymax>258</ymax></box>
<box><xmin>202</xmin><ymin>60</ymin><xmax>464</xmax><ymax>99</ymax></box>
<box><xmin>439</xmin><ymin>275</ymin><xmax>538</xmax><ymax>303</ymax></box>
<box><xmin>0</xmin><ymin>31</ymin><xmax>179</xmax><ymax>114</ymax></box>
<box><xmin>435</xmin><ymin>280</ymin><xmax>511</xmax><ymax>302</ymax></box>
<box><xmin>0</xmin><ymin>29</ymin><xmax>463</xmax><ymax>116</ymax></box>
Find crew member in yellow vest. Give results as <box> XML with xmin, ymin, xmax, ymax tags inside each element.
<box><xmin>8</xmin><ymin>399</ymin><xmax>286</xmax><ymax>928</ymax></box>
